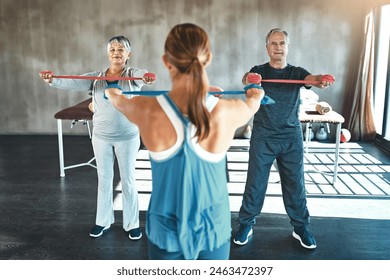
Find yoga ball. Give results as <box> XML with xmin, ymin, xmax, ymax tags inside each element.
<box><xmin>340</xmin><ymin>128</ymin><xmax>351</xmax><ymax>143</ymax></box>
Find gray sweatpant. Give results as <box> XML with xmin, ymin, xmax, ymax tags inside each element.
<box><xmin>92</xmin><ymin>134</ymin><xmax>140</xmax><ymax>232</ymax></box>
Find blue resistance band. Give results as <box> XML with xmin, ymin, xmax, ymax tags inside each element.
<box><xmin>104</xmin><ymin>83</ymin><xmax>275</xmax><ymax>105</ymax></box>
<box><xmin>244</xmin><ymin>83</ymin><xmax>263</xmax><ymax>91</ymax></box>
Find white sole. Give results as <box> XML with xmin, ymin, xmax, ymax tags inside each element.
<box><xmin>129</xmin><ymin>232</ymin><xmax>142</xmax><ymax>240</ymax></box>
<box><xmin>292</xmin><ymin>231</ymin><xmax>317</xmax><ymax>249</ymax></box>
<box><xmin>233</xmin><ymin>228</ymin><xmax>253</xmax><ymax>245</ymax></box>
<box><xmin>129</xmin><ymin>233</ymin><xmax>142</xmax><ymax>240</ymax></box>
<box><xmin>89</xmin><ymin>225</ymin><xmax>110</xmax><ymax>238</ymax></box>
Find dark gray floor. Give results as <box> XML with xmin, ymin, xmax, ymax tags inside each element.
<box><xmin>0</xmin><ymin>135</ymin><xmax>390</xmax><ymax>260</ymax></box>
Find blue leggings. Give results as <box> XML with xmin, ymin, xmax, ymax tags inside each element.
<box><xmin>147</xmin><ymin>240</ymin><xmax>230</xmax><ymax>260</ymax></box>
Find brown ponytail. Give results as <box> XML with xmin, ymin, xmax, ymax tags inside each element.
<box><xmin>164</xmin><ymin>23</ymin><xmax>211</xmax><ymax>141</ymax></box>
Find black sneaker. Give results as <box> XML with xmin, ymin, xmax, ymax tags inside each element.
<box><xmin>128</xmin><ymin>228</ymin><xmax>142</xmax><ymax>240</ymax></box>
<box><xmin>292</xmin><ymin>226</ymin><xmax>317</xmax><ymax>249</ymax></box>
<box><xmin>233</xmin><ymin>224</ymin><xmax>253</xmax><ymax>245</ymax></box>
<box><xmin>89</xmin><ymin>225</ymin><xmax>110</xmax><ymax>238</ymax></box>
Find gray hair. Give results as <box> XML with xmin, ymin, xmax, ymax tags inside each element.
<box><xmin>107</xmin><ymin>35</ymin><xmax>132</xmax><ymax>52</ymax></box>
<box><xmin>265</xmin><ymin>28</ymin><xmax>290</xmax><ymax>45</ymax></box>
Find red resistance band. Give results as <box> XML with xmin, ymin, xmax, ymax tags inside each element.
<box><xmin>247</xmin><ymin>73</ymin><xmax>335</xmax><ymax>85</ymax></box>
<box><xmin>52</xmin><ymin>75</ymin><xmax>143</xmax><ymax>81</ymax></box>
<box><xmin>262</xmin><ymin>79</ymin><xmax>321</xmax><ymax>85</ymax></box>
<box><xmin>41</xmin><ymin>71</ymin><xmax>334</xmax><ymax>85</ymax></box>
<box><xmin>40</xmin><ymin>71</ymin><xmax>156</xmax><ymax>81</ymax></box>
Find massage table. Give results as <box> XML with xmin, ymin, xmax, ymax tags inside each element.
<box><xmin>54</xmin><ymin>98</ymin><xmax>96</xmax><ymax>177</ymax></box>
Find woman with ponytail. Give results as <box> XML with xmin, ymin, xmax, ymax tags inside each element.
<box><xmin>105</xmin><ymin>23</ymin><xmax>265</xmax><ymax>260</ymax></box>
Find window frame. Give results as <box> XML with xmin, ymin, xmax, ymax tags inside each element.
<box><xmin>374</xmin><ymin>4</ymin><xmax>390</xmax><ymax>153</ymax></box>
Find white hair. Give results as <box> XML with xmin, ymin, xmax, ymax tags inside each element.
<box><xmin>265</xmin><ymin>28</ymin><xmax>290</xmax><ymax>45</ymax></box>
<box><xmin>107</xmin><ymin>35</ymin><xmax>131</xmax><ymax>53</ymax></box>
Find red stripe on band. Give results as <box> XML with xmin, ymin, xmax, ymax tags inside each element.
<box><xmin>262</xmin><ymin>79</ymin><xmax>321</xmax><ymax>85</ymax></box>
<box><xmin>52</xmin><ymin>75</ymin><xmax>142</xmax><ymax>80</ymax></box>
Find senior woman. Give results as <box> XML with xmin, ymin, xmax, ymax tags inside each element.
<box><xmin>40</xmin><ymin>35</ymin><xmax>155</xmax><ymax>240</ymax></box>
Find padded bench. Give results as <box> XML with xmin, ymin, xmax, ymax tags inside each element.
<box><xmin>54</xmin><ymin>98</ymin><xmax>96</xmax><ymax>177</ymax></box>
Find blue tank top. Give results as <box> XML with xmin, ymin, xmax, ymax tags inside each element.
<box><xmin>146</xmin><ymin>93</ymin><xmax>231</xmax><ymax>260</ymax></box>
